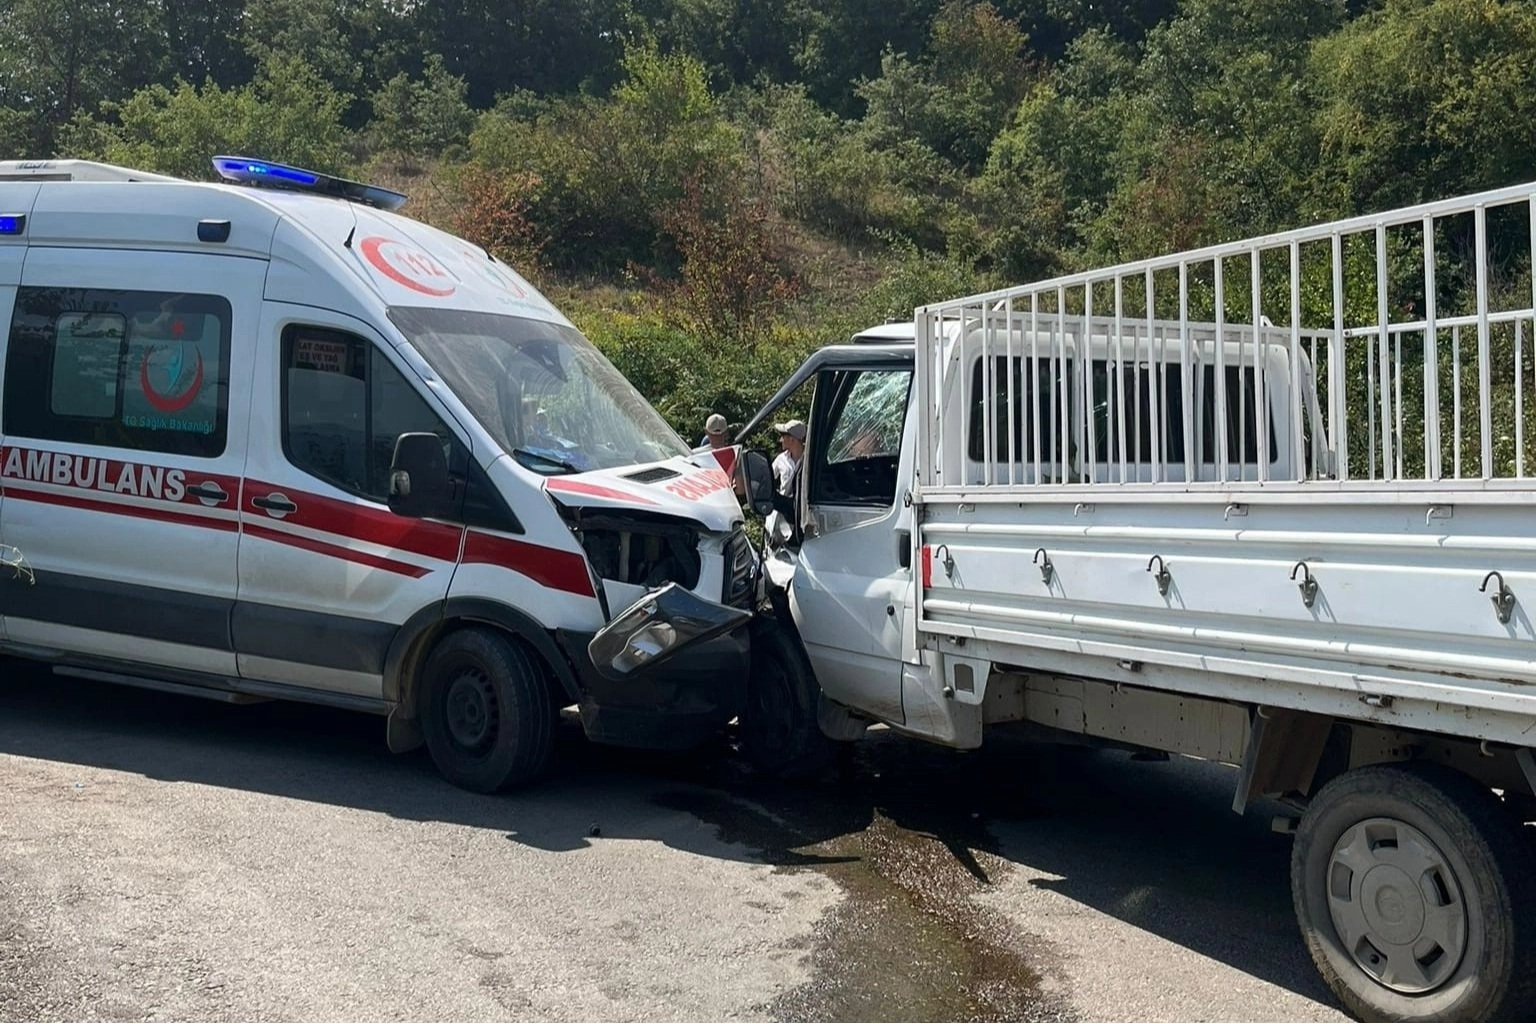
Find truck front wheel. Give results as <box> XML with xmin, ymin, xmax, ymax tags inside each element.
<box><xmin>739</xmin><ymin>619</ymin><xmax>838</xmax><ymax>781</ymax></box>
<box><xmin>1291</xmin><ymin>761</ymin><xmax>1536</xmax><ymax>1021</ymax></box>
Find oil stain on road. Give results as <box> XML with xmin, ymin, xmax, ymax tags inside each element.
<box><xmin>656</xmin><ymin>735</ymin><xmax>1078</xmax><ymax>1023</ymax></box>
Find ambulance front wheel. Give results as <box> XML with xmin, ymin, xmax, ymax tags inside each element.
<box><xmin>420</xmin><ymin>627</ymin><xmax>554</xmax><ymax>793</ymax></box>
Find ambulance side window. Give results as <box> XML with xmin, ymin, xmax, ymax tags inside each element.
<box><xmin>281</xmin><ymin>325</ymin><xmax>454</xmax><ymax>503</ymax></box>
<box><xmin>3</xmin><ymin>286</ymin><xmax>232</xmax><ymax>457</ymax></box>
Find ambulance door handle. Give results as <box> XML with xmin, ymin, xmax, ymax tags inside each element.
<box><xmin>252</xmin><ymin>494</ymin><xmax>298</xmax><ymax>515</ymax></box>
<box><xmin>185</xmin><ymin>483</ymin><xmax>229</xmax><ymax>503</ymax></box>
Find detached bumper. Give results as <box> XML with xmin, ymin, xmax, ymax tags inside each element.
<box><xmin>556</xmin><ymin>624</ymin><xmax>752</xmax><ymax>749</ymax></box>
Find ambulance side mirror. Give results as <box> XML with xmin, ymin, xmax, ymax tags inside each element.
<box><xmin>743</xmin><ymin>450</ymin><xmax>775</xmax><ymax>518</ymax></box>
<box><xmin>388</xmin><ymin>432</ymin><xmax>453</xmax><ymax>519</ymax></box>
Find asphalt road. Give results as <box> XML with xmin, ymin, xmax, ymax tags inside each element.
<box><xmin>0</xmin><ymin>658</ymin><xmax>1348</xmax><ymax>1022</ymax></box>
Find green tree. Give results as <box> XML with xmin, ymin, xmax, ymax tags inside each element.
<box><xmin>1312</xmin><ymin>0</ymin><xmax>1536</xmax><ymax>213</ymax></box>
<box><xmin>471</xmin><ymin>44</ymin><xmax>741</xmax><ymax>272</ymax></box>
<box><xmin>408</xmin><ymin>0</ymin><xmax>628</xmax><ymax>106</ymax></box>
<box><xmin>736</xmin><ymin>83</ymin><xmax>939</xmax><ymax>246</ymax></box>
<box><xmin>0</xmin><ymin>0</ymin><xmax>168</xmax><ymax>153</ymax></box>
<box><xmin>625</xmin><ymin>0</ymin><xmax>801</xmax><ymax>86</ymax></box>
<box><xmin>1128</xmin><ymin>0</ymin><xmax>1344</xmax><ymax>237</ymax></box>
<box><xmin>785</xmin><ymin>0</ymin><xmax>944</xmax><ymax>114</ymax></box>
<box><xmin>973</xmin><ymin>29</ymin><xmax>1140</xmax><ymax>275</ymax></box>
<box><xmin>859</xmin><ymin>1</ymin><xmax>1035</xmax><ymax>172</ymax></box>
<box><xmin>238</xmin><ymin>0</ymin><xmax>411</xmax><ymax>128</ymax></box>
<box><xmin>62</xmin><ymin>53</ymin><xmax>353</xmax><ymax>180</ymax></box>
<box><xmin>992</xmin><ymin>0</ymin><xmax>1180</xmax><ymax>57</ymax></box>
<box><xmin>369</xmin><ymin>54</ymin><xmax>475</xmax><ymax>156</ymax></box>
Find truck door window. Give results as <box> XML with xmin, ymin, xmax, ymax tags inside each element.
<box><xmin>282</xmin><ymin>325</ymin><xmax>454</xmax><ymax>503</ymax></box>
<box><xmin>808</xmin><ymin>367</ymin><xmax>910</xmax><ymax>507</ymax></box>
<box><xmin>4</xmin><ymin>286</ymin><xmax>232</xmax><ymax>457</ymax></box>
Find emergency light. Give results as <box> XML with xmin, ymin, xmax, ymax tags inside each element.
<box><xmin>0</xmin><ymin>214</ymin><xmax>23</xmax><ymax>235</ymax></box>
<box><xmin>213</xmin><ymin>158</ymin><xmax>318</xmax><ymax>186</ymax></box>
<box><xmin>211</xmin><ymin>156</ymin><xmax>409</xmax><ymax>211</ymax></box>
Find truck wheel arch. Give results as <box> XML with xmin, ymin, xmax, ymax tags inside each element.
<box><xmin>383</xmin><ymin>598</ymin><xmax>582</xmax><ymax>754</ymax></box>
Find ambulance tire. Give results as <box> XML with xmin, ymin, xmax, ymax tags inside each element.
<box><xmin>740</xmin><ymin>619</ymin><xmax>839</xmax><ymax>782</ymax></box>
<box><xmin>421</xmin><ymin>627</ymin><xmax>554</xmax><ymax>793</ymax></box>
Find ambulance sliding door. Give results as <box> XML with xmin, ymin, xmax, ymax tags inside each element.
<box><xmin>0</xmin><ymin>247</ymin><xmax>264</xmax><ymax>677</ymax></box>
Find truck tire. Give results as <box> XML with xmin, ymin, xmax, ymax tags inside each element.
<box><xmin>1291</xmin><ymin>761</ymin><xmax>1536</xmax><ymax>1022</ymax></box>
<box><xmin>420</xmin><ymin>627</ymin><xmax>554</xmax><ymax>793</ymax></box>
<box><xmin>739</xmin><ymin>619</ymin><xmax>838</xmax><ymax>782</ymax></box>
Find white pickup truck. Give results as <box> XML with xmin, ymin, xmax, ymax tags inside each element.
<box><xmin>723</xmin><ymin>180</ymin><xmax>1536</xmax><ymax>1021</ymax></box>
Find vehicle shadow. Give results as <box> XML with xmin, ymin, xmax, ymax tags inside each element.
<box><xmin>0</xmin><ymin>661</ymin><xmax>1337</xmax><ymax>1010</ymax></box>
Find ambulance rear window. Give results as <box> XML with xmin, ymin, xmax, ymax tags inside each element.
<box><xmin>3</xmin><ymin>287</ymin><xmax>231</xmax><ymax>458</ymax></box>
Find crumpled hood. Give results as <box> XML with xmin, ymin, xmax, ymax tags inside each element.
<box><xmin>542</xmin><ymin>451</ymin><xmax>743</xmax><ymax>532</ymax></box>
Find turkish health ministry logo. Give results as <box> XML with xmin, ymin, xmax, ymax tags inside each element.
<box><xmin>139</xmin><ymin>324</ymin><xmax>205</xmax><ymax>414</ymax></box>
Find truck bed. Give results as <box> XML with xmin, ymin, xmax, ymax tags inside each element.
<box><xmin>910</xmin><ymin>179</ymin><xmax>1536</xmax><ymax>748</ymax></box>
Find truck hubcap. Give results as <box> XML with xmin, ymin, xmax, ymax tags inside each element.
<box><xmin>445</xmin><ymin>670</ymin><xmax>498</xmax><ymax>753</ymax></box>
<box><xmin>1326</xmin><ymin>817</ymin><xmax>1468</xmax><ymax>994</ymax></box>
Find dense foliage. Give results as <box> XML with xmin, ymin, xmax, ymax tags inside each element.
<box><xmin>3</xmin><ymin>0</ymin><xmax>1535</xmax><ymax>441</ymax></box>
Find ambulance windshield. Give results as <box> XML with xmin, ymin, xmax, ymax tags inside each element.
<box><xmin>388</xmin><ymin>306</ymin><xmax>688</xmax><ymax>473</ymax></box>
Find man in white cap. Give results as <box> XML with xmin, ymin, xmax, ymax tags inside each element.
<box><xmin>772</xmin><ymin>419</ymin><xmax>806</xmax><ymax>498</ymax></box>
<box><xmin>764</xmin><ymin>419</ymin><xmax>807</xmax><ymax>544</ymax></box>
<box><xmin>702</xmin><ymin>412</ymin><xmax>730</xmax><ymax>449</ymax></box>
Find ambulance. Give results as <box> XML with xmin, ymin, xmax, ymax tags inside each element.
<box><xmin>0</xmin><ymin>156</ymin><xmax>773</xmax><ymax>792</ymax></box>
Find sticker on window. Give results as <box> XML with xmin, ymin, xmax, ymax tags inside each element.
<box><xmin>121</xmin><ymin>310</ymin><xmax>220</xmax><ymax>435</ymax></box>
<box><xmin>293</xmin><ymin>336</ymin><xmax>351</xmax><ymax>374</ymax></box>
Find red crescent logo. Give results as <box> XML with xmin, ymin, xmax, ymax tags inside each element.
<box><xmin>360</xmin><ymin>236</ymin><xmax>456</xmax><ymax>297</ymax></box>
<box><xmin>140</xmin><ymin>347</ymin><xmax>204</xmax><ymax>413</ymax></box>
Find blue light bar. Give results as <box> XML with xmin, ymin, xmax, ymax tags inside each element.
<box><xmin>212</xmin><ymin>157</ymin><xmax>319</xmax><ymax>186</ymax></box>
<box><xmin>210</xmin><ymin>155</ymin><xmax>407</xmax><ymax>211</ymax></box>
<box><xmin>0</xmin><ymin>214</ymin><xmax>23</xmax><ymax>235</ymax></box>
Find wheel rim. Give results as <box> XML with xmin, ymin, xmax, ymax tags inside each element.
<box><xmin>443</xmin><ymin>667</ymin><xmax>499</xmax><ymax>756</ymax></box>
<box><xmin>1326</xmin><ymin>816</ymin><xmax>1470</xmax><ymax>995</ymax></box>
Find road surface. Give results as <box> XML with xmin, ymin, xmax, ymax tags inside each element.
<box><xmin>0</xmin><ymin>660</ymin><xmax>1346</xmax><ymax>1021</ymax></box>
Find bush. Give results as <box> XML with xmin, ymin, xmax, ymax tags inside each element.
<box><xmin>449</xmin><ymin>164</ymin><xmax>545</xmax><ymax>273</ymax></box>
<box><xmin>468</xmin><ymin>43</ymin><xmax>742</xmax><ymax>274</ymax></box>
<box><xmin>828</xmin><ymin>238</ymin><xmax>985</xmax><ymax>336</ymax></box>
<box><xmin>578</xmin><ymin>309</ymin><xmax>813</xmax><ymax>445</ymax></box>
<box><xmin>745</xmin><ymin>82</ymin><xmax>958</xmax><ymax>249</ymax></box>
<box><xmin>643</xmin><ymin>172</ymin><xmax>801</xmax><ymax>351</ymax></box>
<box><xmin>60</xmin><ymin>53</ymin><xmax>352</xmax><ymax>179</ymax></box>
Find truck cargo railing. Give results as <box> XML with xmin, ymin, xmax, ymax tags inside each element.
<box><xmin>914</xmin><ymin>180</ymin><xmax>1536</xmax><ymax>497</ymax></box>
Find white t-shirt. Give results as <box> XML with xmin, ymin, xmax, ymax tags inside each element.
<box><xmin>772</xmin><ymin>450</ymin><xmax>800</xmax><ymax>496</ymax></box>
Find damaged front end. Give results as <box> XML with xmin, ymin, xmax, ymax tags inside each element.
<box><xmin>551</xmin><ymin>492</ymin><xmax>760</xmax><ymax>750</ymax></box>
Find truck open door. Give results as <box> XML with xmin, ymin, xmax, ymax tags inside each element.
<box><xmin>789</xmin><ymin>354</ymin><xmax>915</xmax><ymax>728</ymax></box>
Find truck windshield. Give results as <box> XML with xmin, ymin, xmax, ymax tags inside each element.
<box><xmin>388</xmin><ymin>307</ymin><xmax>688</xmax><ymax>473</ymax></box>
